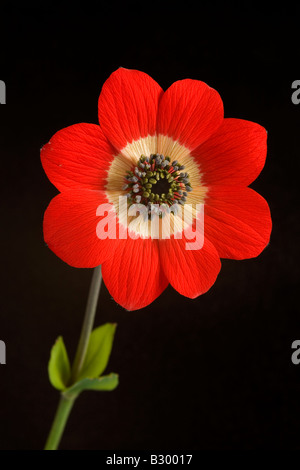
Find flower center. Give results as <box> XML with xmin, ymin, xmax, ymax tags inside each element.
<box><xmin>123</xmin><ymin>154</ymin><xmax>192</xmax><ymax>216</ymax></box>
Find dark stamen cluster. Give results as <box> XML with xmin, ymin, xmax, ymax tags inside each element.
<box><xmin>123</xmin><ymin>153</ymin><xmax>192</xmax><ymax>217</ymax></box>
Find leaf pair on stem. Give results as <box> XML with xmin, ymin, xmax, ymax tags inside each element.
<box><xmin>48</xmin><ymin>323</ymin><xmax>118</xmax><ymax>400</ymax></box>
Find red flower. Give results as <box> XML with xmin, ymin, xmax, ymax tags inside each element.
<box><xmin>41</xmin><ymin>68</ymin><xmax>272</xmax><ymax>311</ymax></box>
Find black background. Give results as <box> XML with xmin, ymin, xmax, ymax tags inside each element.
<box><xmin>0</xmin><ymin>1</ymin><xmax>299</xmax><ymax>450</ymax></box>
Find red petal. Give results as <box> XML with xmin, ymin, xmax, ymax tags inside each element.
<box><xmin>98</xmin><ymin>68</ymin><xmax>163</xmax><ymax>152</ymax></box>
<box><xmin>193</xmin><ymin>118</ymin><xmax>267</xmax><ymax>186</ymax></box>
<box><xmin>157</xmin><ymin>79</ymin><xmax>223</xmax><ymax>151</ymax></box>
<box><xmin>159</xmin><ymin>235</ymin><xmax>221</xmax><ymax>298</ymax></box>
<box><xmin>43</xmin><ymin>190</ymin><xmax>117</xmax><ymax>267</ymax></box>
<box><xmin>41</xmin><ymin>123</ymin><xmax>115</xmax><ymax>192</ymax></box>
<box><xmin>102</xmin><ymin>237</ymin><xmax>168</xmax><ymax>310</ymax></box>
<box><xmin>204</xmin><ymin>186</ymin><xmax>272</xmax><ymax>259</ymax></box>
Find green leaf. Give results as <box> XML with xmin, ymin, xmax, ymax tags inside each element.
<box><xmin>63</xmin><ymin>373</ymin><xmax>119</xmax><ymax>399</ymax></box>
<box><xmin>77</xmin><ymin>323</ymin><xmax>117</xmax><ymax>381</ymax></box>
<box><xmin>48</xmin><ymin>336</ymin><xmax>71</xmax><ymax>391</ymax></box>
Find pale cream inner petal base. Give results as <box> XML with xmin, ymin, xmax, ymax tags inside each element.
<box><xmin>120</xmin><ymin>135</ymin><xmax>158</xmax><ymax>163</ymax></box>
<box><xmin>105</xmin><ymin>135</ymin><xmax>207</xmax><ymax>238</ymax></box>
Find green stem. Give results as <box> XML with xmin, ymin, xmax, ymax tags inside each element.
<box><xmin>44</xmin><ymin>265</ymin><xmax>102</xmax><ymax>450</ymax></box>
<box><xmin>44</xmin><ymin>395</ymin><xmax>74</xmax><ymax>450</ymax></box>
<box><xmin>71</xmin><ymin>265</ymin><xmax>103</xmax><ymax>382</ymax></box>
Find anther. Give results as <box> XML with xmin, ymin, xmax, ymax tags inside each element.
<box><xmin>123</xmin><ymin>153</ymin><xmax>192</xmax><ymax>215</ymax></box>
